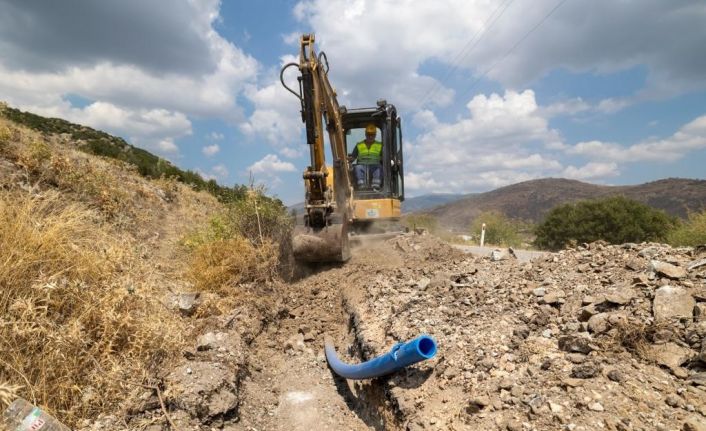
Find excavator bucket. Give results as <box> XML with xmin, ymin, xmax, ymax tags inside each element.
<box><xmin>292</xmin><ymin>222</ymin><xmax>351</xmax><ymax>263</ymax></box>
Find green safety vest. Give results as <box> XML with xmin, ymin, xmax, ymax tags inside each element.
<box><xmin>356</xmin><ymin>141</ymin><xmax>382</xmax><ymax>164</ymax></box>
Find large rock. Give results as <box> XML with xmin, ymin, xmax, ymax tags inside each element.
<box><xmin>653</xmin><ymin>285</ymin><xmax>695</xmax><ymax>322</ymax></box>
<box><xmin>165</xmin><ymin>361</ymin><xmax>241</xmax><ymax>419</ymax></box>
<box><xmin>650</xmin><ymin>260</ymin><xmax>687</xmax><ymax>279</ymax></box>
<box><xmin>645</xmin><ymin>342</ymin><xmax>693</xmax><ymax>370</ymax></box>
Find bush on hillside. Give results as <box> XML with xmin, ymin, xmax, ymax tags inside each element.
<box><xmin>184</xmin><ymin>187</ymin><xmax>292</xmax><ymax>294</ymax></box>
<box><xmin>469</xmin><ymin>211</ymin><xmax>523</xmax><ymax>247</ymax></box>
<box><xmin>534</xmin><ymin>196</ymin><xmax>676</xmax><ymax>250</ymax></box>
<box><xmin>667</xmin><ymin>210</ymin><xmax>706</xmax><ymax>246</ymax></box>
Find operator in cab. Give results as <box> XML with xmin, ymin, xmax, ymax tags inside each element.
<box><xmin>348</xmin><ymin>124</ymin><xmax>382</xmax><ymax>191</ymax></box>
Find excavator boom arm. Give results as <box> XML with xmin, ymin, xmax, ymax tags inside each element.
<box><xmin>281</xmin><ymin>34</ymin><xmax>352</xmax><ymax>262</ymax></box>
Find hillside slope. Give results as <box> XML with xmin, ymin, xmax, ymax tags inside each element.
<box><xmin>421</xmin><ymin>178</ymin><xmax>706</xmax><ymax>230</ymax></box>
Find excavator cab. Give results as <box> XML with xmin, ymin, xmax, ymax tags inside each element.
<box><xmin>342</xmin><ymin>101</ymin><xmax>405</xmax><ymax>235</ymax></box>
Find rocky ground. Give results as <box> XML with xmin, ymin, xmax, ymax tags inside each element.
<box><xmin>84</xmin><ymin>234</ymin><xmax>706</xmax><ymax>430</ymax></box>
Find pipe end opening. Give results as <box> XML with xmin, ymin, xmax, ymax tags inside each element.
<box><xmin>416</xmin><ymin>336</ymin><xmax>437</xmax><ymax>359</ymax></box>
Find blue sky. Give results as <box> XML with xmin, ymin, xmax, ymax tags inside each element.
<box><xmin>0</xmin><ymin>0</ymin><xmax>704</xmax><ymax>204</ymax></box>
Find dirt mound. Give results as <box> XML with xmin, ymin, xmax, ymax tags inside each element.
<box><xmin>345</xmin><ymin>238</ymin><xmax>706</xmax><ymax>430</ymax></box>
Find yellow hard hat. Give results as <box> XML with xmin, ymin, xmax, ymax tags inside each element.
<box><xmin>365</xmin><ymin>124</ymin><xmax>376</xmax><ymax>134</ymax></box>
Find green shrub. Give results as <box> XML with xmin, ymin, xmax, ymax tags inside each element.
<box><xmin>667</xmin><ymin>210</ymin><xmax>706</xmax><ymax>246</ymax></box>
<box><xmin>469</xmin><ymin>211</ymin><xmax>523</xmax><ymax>247</ymax></box>
<box><xmin>534</xmin><ymin>196</ymin><xmax>677</xmax><ymax>250</ymax></box>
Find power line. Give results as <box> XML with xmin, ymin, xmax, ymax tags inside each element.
<box><xmin>415</xmin><ymin>0</ymin><xmax>516</xmax><ymax>111</ymax></box>
<box><xmin>456</xmin><ymin>0</ymin><xmax>570</xmax><ymax>103</ymax></box>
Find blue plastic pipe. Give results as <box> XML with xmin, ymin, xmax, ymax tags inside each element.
<box><xmin>325</xmin><ymin>335</ymin><xmax>438</xmax><ymax>380</ymax></box>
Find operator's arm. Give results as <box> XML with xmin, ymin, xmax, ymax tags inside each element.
<box><xmin>348</xmin><ymin>145</ymin><xmax>358</xmax><ymax>162</ymax></box>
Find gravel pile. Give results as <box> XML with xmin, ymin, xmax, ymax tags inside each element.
<box><xmin>347</xmin><ymin>234</ymin><xmax>706</xmax><ymax>430</ymax></box>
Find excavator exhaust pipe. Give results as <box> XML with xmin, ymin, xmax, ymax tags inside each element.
<box><xmin>292</xmin><ymin>222</ymin><xmax>351</xmax><ymax>263</ymax></box>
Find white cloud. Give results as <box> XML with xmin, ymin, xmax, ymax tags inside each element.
<box><xmin>566</xmin><ymin>115</ymin><xmax>706</xmax><ymax>163</ymax></box>
<box><xmin>155</xmin><ymin>138</ymin><xmax>179</xmax><ymax>155</ymax></box>
<box><xmin>405</xmin><ymin>171</ymin><xmax>443</xmax><ymax>191</ymax></box>
<box><xmin>209</xmin><ymin>132</ymin><xmax>224</xmax><ymax>140</ymax></box>
<box><xmin>247</xmin><ymin>154</ymin><xmax>297</xmax><ymax>174</ymax></box>
<box><xmin>540</xmin><ymin>97</ymin><xmax>591</xmax><ymax>118</ymax></box>
<box><xmin>294</xmin><ymin>0</ymin><xmax>706</xmax><ymax>113</ymax></box>
<box><xmin>562</xmin><ymin>162</ymin><xmax>619</xmax><ymax>180</ymax></box>
<box><xmin>279</xmin><ymin>146</ymin><xmax>306</xmax><ymax>159</ymax></box>
<box><xmin>0</xmin><ymin>1</ymin><xmax>257</xmax><ymax>150</ymax></box>
<box><xmin>202</xmin><ymin>144</ymin><xmax>220</xmax><ymax>156</ymax></box>
<box><xmin>212</xmin><ymin>164</ymin><xmax>229</xmax><ymax>179</ymax></box>
<box><xmin>240</xmin><ymin>55</ymin><xmax>305</xmax><ymax>150</ymax></box>
<box><xmin>405</xmin><ymin>89</ymin><xmax>564</xmax><ymax>193</ymax></box>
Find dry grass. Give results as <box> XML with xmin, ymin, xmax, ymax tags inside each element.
<box><xmin>0</xmin><ymin>189</ymin><xmax>184</xmax><ymax>425</ymax></box>
<box><xmin>0</xmin><ymin>115</ymin><xmax>285</xmax><ymax>427</ymax></box>
<box><xmin>186</xmin><ymin>236</ymin><xmax>278</xmax><ymax>295</ymax></box>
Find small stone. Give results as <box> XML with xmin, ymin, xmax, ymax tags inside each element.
<box><xmin>582</xmin><ymin>295</ymin><xmax>596</xmax><ymax>305</ymax></box>
<box><xmin>588</xmin><ymin>313</ymin><xmax>611</xmax><ymax>334</ymax></box>
<box><xmin>417</xmin><ymin>277</ymin><xmax>431</xmax><ymax>290</ymax></box>
<box><xmin>543</xmin><ymin>290</ymin><xmax>566</xmax><ymax>305</ymax></box>
<box><xmin>549</xmin><ymin>402</ymin><xmax>564</xmax><ymax>413</ymax></box>
<box><xmin>578</xmin><ymin>305</ymin><xmax>598</xmax><ymax>322</ymax></box>
<box><xmin>665</xmin><ymin>394</ymin><xmax>682</xmax><ymax>408</ymax></box>
<box><xmin>507</xmin><ymin>420</ymin><xmax>523</xmax><ymax>431</ymax></box>
<box><xmin>559</xmin><ymin>335</ymin><xmax>595</xmax><ymax>354</ymax></box>
<box><xmin>588</xmin><ymin>402</ymin><xmax>604</xmax><ymax>412</ymax></box>
<box><xmin>605</xmin><ymin>289</ymin><xmax>634</xmax><ymax>305</ymax></box>
<box><xmin>571</xmin><ymin>362</ymin><xmax>601</xmax><ymax>379</ymax></box>
<box><xmin>533</xmin><ymin>288</ymin><xmax>546</xmax><ymax>297</ymax></box>
<box><xmin>607</xmin><ymin>369</ymin><xmax>625</xmax><ymax>382</ymax></box>
<box><xmin>567</xmin><ymin>353</ymin><xmax>586</xmax><ymax>364</ymax></box>
<box><xmin>177</xmin><ymin>292</ymin><xmax>200</xmax><ymax>316</ymax></box>
<box><xmin>498</xmin><ymin>378</ymin><xmax>514</xmax><ymax>391</ymax></box>
<box><xmin>467</xmin><ymin>396</ymin><xmax>490</xmax><ymax>413</ymax></box>
<box><xmin>625</xmin><ymin>258</ymin><xmax>642</xmax><ymax>271</ymax></box>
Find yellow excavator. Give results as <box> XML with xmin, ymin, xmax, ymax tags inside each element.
<box><xmin>281</xmin><ymin>34</ymin><xmax>405</xmax><ymax>262</ymax></box>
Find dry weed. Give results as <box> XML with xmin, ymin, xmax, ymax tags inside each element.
<box><xmin>186</xmin><ymin>236</ymin><xmax>278</xmax><ymax>296</ymax></box>
<box><xmin>0</xmin><ymin>189</ymin><xmax>183</xmax><ymax>426</ymax></box>
<box><xmin>0</xmin><ymin>382</ymin><xmax>22</xmax><ymax>408</ymax></box>
<box><xmin>608</xmin><ymin>318</ymin><xmax>674</xmax><ymax>360</ymax></box>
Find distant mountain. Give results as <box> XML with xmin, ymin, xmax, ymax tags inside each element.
<box><xmin>401</xmin><ymin>193</ymin><xmax>469</xmax><ymax>213</ymax></box>
<box><xmin>289</xmin><ymin>193</ymin><xmax>469</xmax><ymax>215</ymax></box>
<box><xmin>417</xmin><ymin>178</ymin><xmax>706</xmax><ymax>230</ymax></box>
